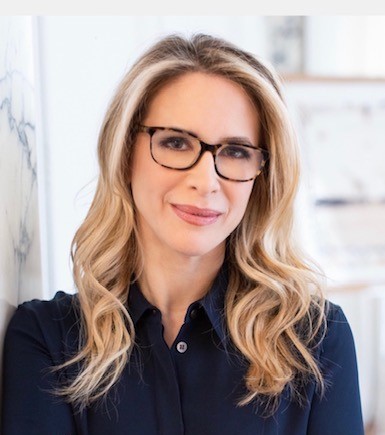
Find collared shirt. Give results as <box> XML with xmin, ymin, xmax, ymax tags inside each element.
<box><xmin>2</xmin><ymin>265</ymin><xmax>364</xmax><ymax>435</ymax></box>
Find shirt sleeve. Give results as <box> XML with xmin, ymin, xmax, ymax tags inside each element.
<box><xmin>1</xmin><ymin>299</ymin><xmax>77</xmax><ymax>435</ymax></box>
<box><xmin>307</xmin><ymin>303</ymin><xmax>365</xmax><ymax>435</ymax></box>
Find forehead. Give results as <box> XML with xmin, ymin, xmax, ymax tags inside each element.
<box><xmin>144</xmin><ymin>72</ymin><xmax>260</xmax><ymax>144</ymax></box>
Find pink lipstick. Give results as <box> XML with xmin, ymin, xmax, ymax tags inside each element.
<box><xmin>171</xmin><ymin>204</ymin><xmax>222</xmax><ymax>226</ymax></box>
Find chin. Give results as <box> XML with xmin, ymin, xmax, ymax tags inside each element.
<box><xmin>170</xmin><ymin>238</ymin><xmax>225</xmax><ymax>259</ymax></box>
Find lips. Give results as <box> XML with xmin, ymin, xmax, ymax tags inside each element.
<box><xmin>171</xmin><ymin>204</ymin><xmax>223</xmax><ymax>226</ymax></box>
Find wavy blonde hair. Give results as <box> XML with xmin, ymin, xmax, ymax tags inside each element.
<box><xmin>56</xmin><ymin>33</ymin><xmax>327</xmax><ymax>412</ymax></box>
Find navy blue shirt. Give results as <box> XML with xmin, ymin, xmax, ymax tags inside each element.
<box><xmin>2</xmin><ymin>266</ymin><xmax>364</xmax><ymax>434</ymax></box>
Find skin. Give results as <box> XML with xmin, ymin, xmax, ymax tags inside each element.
<box><xmin>130</xmin><ymin>72</ymin><xmax>260</xmax><ymax>347</ymax></box>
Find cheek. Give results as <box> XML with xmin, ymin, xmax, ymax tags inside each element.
<box><xmin>131</xmin><ymin>145</ymin><xmax>167</xmax><ymax>199</ymax></box>
<box><xmin>229</xmin><ymin>184</ymin><xmax>254</xmax><ymax>222</ymax></box>
<box><xmin>131</xmin><ymin>166</ymin><xmax>179</xmax><ymax>212</ymax></box>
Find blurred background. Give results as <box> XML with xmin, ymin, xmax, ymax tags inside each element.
<box><xmin>1</xmin><ymin>16</ymin><xmax>384</xmax><ymax>433</ymax></box>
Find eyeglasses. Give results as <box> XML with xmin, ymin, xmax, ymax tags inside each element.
<box><xmin>138</xmin><ymin>125</ymin><xmax>268</xmax><ymax>182</ymax></box>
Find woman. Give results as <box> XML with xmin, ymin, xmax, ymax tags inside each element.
<box><xmin>2</xmin><ymin>33</ymin><xmax>364</xmax><ymax>434</ymax></box>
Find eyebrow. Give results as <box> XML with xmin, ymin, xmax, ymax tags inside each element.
<box><xmin>168</xmin><ymin>126</ymin><xmax>256</xmax><ymax>146</ymax></box>
<box><xmin>221</xmin><ymin>136</ymin><xmax>255</xmax><ymax>145</ymax></box>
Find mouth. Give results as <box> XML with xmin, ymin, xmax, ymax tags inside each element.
<box><xmin>171</xmin><ymin>204</ymin><xmax>223</xmax><ymax>226</ymax></box>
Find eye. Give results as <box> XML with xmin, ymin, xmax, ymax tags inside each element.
<box><xmin>158</xmin><ymin>135</ymin><xmax>193</xmax><ymax>151</ymax></box>
<box><xmin>220</xmin><ymin>144</ymin><xmax>252</xmax><ymax>160</ymax></box>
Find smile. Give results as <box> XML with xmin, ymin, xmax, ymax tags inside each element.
<box><xmin>171</xmin><ymin>204</ymin><xmax>223</xmax><ymax>226</ymax></box>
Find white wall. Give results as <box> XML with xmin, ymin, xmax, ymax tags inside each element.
<box><xmin>0</xmin><ymin>15</ymin><xmax>43</xmax><ymax>412</ymax></box>
<box><xmin>304</xmin><ymin>16</ymin><xmax>385</xmax><ymax>77</ymax></box>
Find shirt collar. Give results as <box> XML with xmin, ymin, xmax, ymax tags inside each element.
<box><xmin>126</xmin><ymin>280</ymin><xmax>156</xmax><ymax>326</ymax></box>
<box><xmin>199</xmin><ymin>262</ymin><xmax>228</xmax><ymax>343</ymax></box>
<box><xmin>126</xmin><ymin>261</ymin><xmax>229</xmax><ymax>344</ymax></box>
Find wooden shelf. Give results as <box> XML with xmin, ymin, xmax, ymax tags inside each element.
<box><xmin>327</xmin><ymin>280</ymin><xmax>385</xmax><ymax>293</ymax></box>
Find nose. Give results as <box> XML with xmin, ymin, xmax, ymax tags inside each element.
<box><xmin>186</xmin><ymin>151</ymin><xmax>220</xmax><ymax>194</ymax></box>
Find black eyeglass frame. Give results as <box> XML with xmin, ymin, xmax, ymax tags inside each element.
<box><xmin>138</xmin><ymin>125</ymin><xmax>268</xmax><ymax>182</ymax></box>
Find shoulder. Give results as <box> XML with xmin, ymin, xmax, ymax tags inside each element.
<box><xmin>10</xmin><ymin>290</ymin><xmax>79</xmax><ymax>328</ymax></box>
<box><xmin>317</xmin><ymin>300</ymin><xmax>359</xmax><ymax>375</ymax></box>
<box><xmin>308</xmin><ymin>299</ymin><xmax>352</xmax><ymax>345</ymax></box>
<box><xmin>306</xmin><ymin>301</ymin><xmax>364</xmax><ymax>432</ymax></box>
<box><xmin>325</xmin><ymin>300</ymin><xmax>348</xmax><ymax>321</ymax></box>
<box><xmin>323</xmin><ymin>300</ymin><xmax>354</xmax><ymax>344</ymax></box>
<box><xmin>17</xmin><ymin>289</ymin><xmax>77</xmax><ymax>311</ymax></box>
<box><xmin>4</xmin><ymin>291</ymin><xmax>81</xmax><ymax>363</ymax></box>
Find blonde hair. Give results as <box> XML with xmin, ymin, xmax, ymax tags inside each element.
<box><xmin>56</xmin><ymin>33</ymin><xmax>327</xmax><ymax>412</ymax></box>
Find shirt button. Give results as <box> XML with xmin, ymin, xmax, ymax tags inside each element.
<box><xmin>190</xmin><ymin>308</ymin><xmax>199</xmax><ymax>319</ymax></box>
<box><xmin>152</xmin><ymin>309</ymin><xmax>157</xmax><ymax>315</ymax></box>
<box><xmin>176</xmin><ymin>341</ymin><xmax>188</xmax><ymax>353</ymax></box>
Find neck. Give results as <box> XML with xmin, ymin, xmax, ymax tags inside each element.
<box><xmin>138</xmin><ymin>246</ymin><xmax>224</xmax><ymax>320</ymax></box>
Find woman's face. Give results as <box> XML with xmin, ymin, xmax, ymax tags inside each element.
<box><xmin>131</xmin><ymin>72</ymin><xmax>260</xmax><ymax>260</ymax></box>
